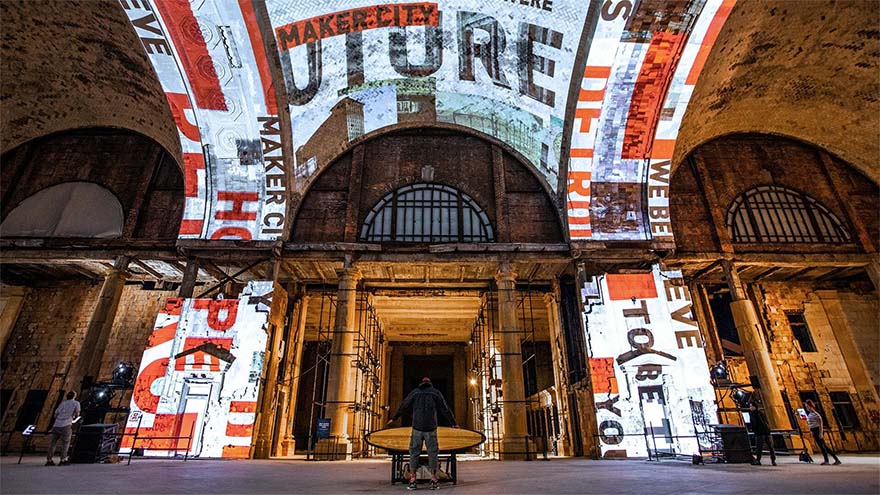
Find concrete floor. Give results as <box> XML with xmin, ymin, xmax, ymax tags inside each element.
<box><xmin>2</xmin><ymin>455</ymin><xmax>878</xmax><ymax>494</ymax></box>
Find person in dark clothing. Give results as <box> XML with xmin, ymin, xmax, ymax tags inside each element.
<box><xmin>805</xmin><ymin>399</ymin><xmax>841</xmax><ymax>465</ymax></box>
<box><xmin>387</xmin><ymin>377</ymin><xmax>457</xmax><ymax>491</ymax></box>
<box><xmin>749</xmin><ymin>402</ymin><xmax>776</xmax><ymax>466</ymax></box>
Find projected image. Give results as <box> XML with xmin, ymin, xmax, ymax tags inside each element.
<box><xmin>567</xmin><ymin>0</ymin><xmax>736</xmax><ymax>241</ymax></box>
<box><xmin>120</xmin><ymin>0</ymin><xmax>288</xmax><ymax>241</ymax></box>
<box><xmin>120</xmin><ymin>281</ymin><xmax>272</xmax><ymax>458</ymax></box>
<box><xmin>582</xmin><ymin>266</ymin><xmax>716</xmax><ymax>458</ymax></box>
<box><xmin>268</xmin><ymin>1</ymin><xmax>589</xmax><ymax>193</ymax></box>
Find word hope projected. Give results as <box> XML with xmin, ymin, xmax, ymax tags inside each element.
<box><xmin>268</xmin><ymin>0</ymin><xmax>588</xmax><ymax>192</ymax></box>
<box><xmin>120</xmin><ymin>282</ymin><xmax>272</xmax><ymax>458</ymax></box>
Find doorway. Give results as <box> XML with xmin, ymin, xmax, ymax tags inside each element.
<box><xmin>401</xmin><ymin>355</ymin><xmax>455</xmax><ymax>427</ymax></box>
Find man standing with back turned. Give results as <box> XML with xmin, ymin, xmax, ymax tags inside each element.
<box><xmin>46</xmin><ymin>391</ymin><xmax>80</xmax><ymax>466</ymax></box>
<box><xmin>388</xmin><ymin>377</ymin><xmax>457</xmax><ymax>490</ymax></box>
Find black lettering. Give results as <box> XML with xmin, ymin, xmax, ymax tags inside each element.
<box><xmin>518</xmin><ymin>23</ymin><xmax>561</xmax><ymax>107</ymax></box>
<box><xmin>635</xmin><ymin>364</ymin><xmax>662</xmax><ymax>382</ymax></box>
<box><xmin>283</xmin><ymin>40</ymin><xmax>322</xmax><ymax>106</ymax></box>
<box><xmin>457</xmin><ymin>12</ymin><xmax>510</xmax><ymax>88</ymax></box>
<box><xmin>601</xmin><ymin>0</ymin><xmax>633</xmax><ymax>21</ymax></box>
<box><xmin>317</xmin><ymin>16</ymin><xmax>335</xmax><ymax>38</ymax></box>
<box><xmin>258</xmin><ymin>116</ymin><xmax>281</xmax><ymax>135</ymax></box>
<box><xmin>377</xmin><ymin>6</ymin><xmax>393</xmax><ymax>27</ymax></box>
<box><xmin>277</xmin><ymin>25</ymin><xmax>300</xmax><ymax>50</ymax></box>
<box><xmin>352</xmin><ymin>9</ymin><xmax>368</xmax><ymax>30</ymax></box>
<box><xmin>616</xmin><ymin>328</ymin><xmax>677</xmax><ymax>364</ymax></box>
<box><xmin>336</xmin><ymin>12</ymin><xmax>351</xmax><ymax>33</ymax></box>
<box><xmin>261</xmin><ymin>137</ymin><xmax>282</xmax><ymax>156</ymax></box>
<box><xmin>649</xmin><ymin>160</ymin><xmax>670</xmax><ymax>184</ymax></box>
<box><xmin>638</xmin><ymin>385</ymin><xmax>665</xmax><ymax>404</ymax></box>
<box><xmin>132</xmin><ymin>13</ymin><xmax>163</xmax><ymax>36</ymax></box>
<box><xmin>301</xmin><ymin>21</ymin><xmax>319</xmax><ymax>44</ymax></box>
<box><xmin>599</xmin><ymin>420</ymin><xmax>624</xmax><ymax>445</ymax></box>
<box><xmin>596</xmin><ymin>395</ymin><xmax>621</xmax><ymax>417</ymax></box>
<box><xmin>389</xmin><ymin>14</ymin><xmax>443</xmax><ymax>78</ymax></box>
<box><xmin>622</xmin><ymin>300</ymin><xmax>650</xmax><ymax>324</ymax></box>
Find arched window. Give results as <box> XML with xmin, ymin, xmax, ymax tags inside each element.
<box><xmin>1</xmin><ymin>182</ymin><xmax>124</xmax><ymax>238</ymax></box>
<box><xmin>726</xmin><ymin>186</ymin><xmax>851</xmax><ymax>243</ymax></box>
<box><xmin>360</xmin><ymin>183</ymin><xmax>494</xmax><ymax>242</ymax></box>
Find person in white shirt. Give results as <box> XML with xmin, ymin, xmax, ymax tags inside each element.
<box><xmin>805</xmin><ymin>399</ymin><xmax>841</xmax><ymax>465</ymax></box>
<box><xmin>46</xmin><ymin>391</ymin><xmax>81</xmax><ymax>466</ymax></box>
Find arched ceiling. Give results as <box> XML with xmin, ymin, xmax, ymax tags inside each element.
<box><xmin>674</xmin><ymin>0</ymin><xmax>880</xmax><ymax>184</ymax></box>
<box><xmin>5</xmin><ymin>1</ymin><xmax>874</xmax><ymax>245</ymax></box>
<box><xmin>0</xmin><ymin>0</ymin><xmax>180</xmax><ymax>164</ymax></box>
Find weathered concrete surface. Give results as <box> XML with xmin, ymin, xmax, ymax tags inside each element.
<box><xmin>2</xmin><ymin>455</ymin><xmax>878</xmax><ymax>494</ymax></box>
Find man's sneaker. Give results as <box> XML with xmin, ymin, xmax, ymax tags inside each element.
<box><xmin>59</xmin><ymin>459</ymin><xmax>71</xmax><ymax>466</ymax></box>
<box><xmin>833</xmin><ymin>460</ymin><xmax>842</xmax><ymax>465</ymax></box>
<box><xmin>44</xmin><ymin>460</ymin><xmax>55</xmax><ymax>466</ymax></box>
<box><xmin>771</xmin><ymin>460</ymin><xmax>777</xmax><ymax>466</ymax></box>
<box><xmin>430</xmin><ymin>480</ymin><xmax>439</xmax><ymax>490</ymax></box>
<box><xmin>407</xmin><ymin>479</ymin><xmax>417</xmax><ymax>490</ymax></box>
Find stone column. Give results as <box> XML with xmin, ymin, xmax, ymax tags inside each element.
<box><xmin>543</xmin><ymin>290</ymin><xmax>572</xmax><ymax>456</ymax></box>
<box><xmin>277</xmin><ymin>291</ymin><xmax>309</xmax><ymax>456</ymax></box>
<box><xmin>722</xmin><ymin>260</ymin><xmax>789</xmax><ymax>429</ymax></box>
<box><xmin>495</xmin><ymin>263</ymin><xmax>529</xmax><ymax>459</ymax></box>
<box><xmin>68</xmin><ymin>255</ymin><xmax>130</xmax><ymax>391</ymax></box>
<box><xmin>321</xmin><ymin>266</ymin><xmax>361</xmax><ymax>458</ymax></box>
<box><xmin>253</xmin><ymin>281</ymin><xmax>289</xmax><ymax>459</ymax></box>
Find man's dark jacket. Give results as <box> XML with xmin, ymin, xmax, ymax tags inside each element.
<box><xmin>392</xmin><ymin>383</ymin><xmax>456</xmax><ymax>431</ymax></box>
<box><xmin>751</xmin><ymin>408</ymin><xmax>771</xmax><ymax>435</ymax></box>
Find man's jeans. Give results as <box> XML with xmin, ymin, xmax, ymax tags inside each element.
<box><xmin>408</xmin><ymin>429</ymin><xmax>439</xmax><ymax>477</ymax></box>
<box><xmin>47</xmin><ymin>425</ymin><xmax>72</xmax><ymax>460</ymax></box>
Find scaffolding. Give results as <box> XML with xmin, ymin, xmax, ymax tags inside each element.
<box><xmin>351</xmin><ymin>290</ymin><xmax>385</xmax><ymax>458</ymax></box>
<box><xmin>305</xmin><ymin>288</ymin><xmax>335</xmax><ymax>460</ymax></box>
<box><xmin>467</xmin><ymin>285</ymin><xmax>544</xmax><ymax>459</ymax></box>
<box><xmin>468</xmin><ymin>292</ymin><xmax>501</xmax><ymax>458</ymax></box>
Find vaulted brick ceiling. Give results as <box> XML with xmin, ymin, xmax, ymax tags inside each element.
<box><xmin>675</xmin><ymin>0</ymin><xmax>880</xmax><ymax>184</ymax></box>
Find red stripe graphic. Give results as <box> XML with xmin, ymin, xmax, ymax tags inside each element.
<box><xmin>238</xmin><ymin>0</ymin><xmax>278</xmax><ymax>115</ymax></box>
<box><xmin>621</xmin><ymin>32</ymin><xmax>686</xmax><ymax>159</ymax></box>
<box><xmin>606</xmin><ymin>273</ymin><xmax>657</xmax><ymax>301</ymax></box>
<box><xmin>153</xmin><ymin>0</ymin><xmax>227</xmax><ymax>110</ymax></box>
<box><xmin>183</xmin><ymin>152</ymin><xmax>205</xmax><ymax>197</ymax></box>
<box><xmin>687</xmin><ymin>0</ymin><xmax>736</xmax><ymax>85</ymax></box>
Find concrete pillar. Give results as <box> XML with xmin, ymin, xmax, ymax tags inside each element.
<box><xmin>253</xmin><ymin>282</ymin><xmax>289</xmax><ymax>459</ymax></box>
<box><xmin>321</xmin><ymin>266</ymin><xmax>361</xmax><ymax>458</ymax></box>
<box><xmin>0</xmin><ymin>285</ymin><xmax>27</xmax><ymax>356</ymax></box>
<box><xmin>68</xmin><ymin>255</ymin><xmax>130</xmax><ymax>391</ymax></box>
<box><xmin>722</xmin><ymin>260</ymin><xmax>789</xmax><ymax>429</ymax></box>
<box><xmin>277</xmin><ymin>292</ymin><xmax>309</xmax><ymax>456</ymax></box>
<box><xmin>543</xmin><ymin>291</ymin><xmax>572</xmax><ymax>456</ymax></box>
<box><xmin>495</xmin><ymin>263</ymin><xmax>529</xmax><ymax>459</ymax></box>
<box><xmin>178</xmin><ymin>257</ymin><xmax>199</xmax><ymax>298</ymax></box>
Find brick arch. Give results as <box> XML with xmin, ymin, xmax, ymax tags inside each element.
<box><xmin>0</xmin><ymin>0</ymin><xmax>181</xmax><ymax>168</ymax></box>
<box><xmin>290</xmin><ymin>127</ymin><xmax>565</xmax><ymax>244</ymax></box>
<box><xmin>670</xmin><ymin>133</ymin><xmax>878</xmax><ymax>255</ymax></box>
<box><xmin>1</xmin><ymin>128</ymin><xmax>185</xmax><ymax>240</ymax></box>
<box><xmin>673</xmin><ymin>1</ymin><xmax>879</xmax><ymax>184</ymax></box>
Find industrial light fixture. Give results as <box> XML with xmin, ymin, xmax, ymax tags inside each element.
<box><xmin>112</xmin><ymin>361</ymin><xmax>136</xmax><ymax>387</ymax></box>
<box><xmin>710</xmin><ymin>361</ymin><xmax>729</xmax><ymax>382</ymax></box>
<box><xmin>731</xmin><ymin>388</ymin><xmax>752</xmax><ymax>407</ymax></box>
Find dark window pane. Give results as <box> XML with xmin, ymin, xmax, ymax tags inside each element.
<box><xmin>829</xmin><ymin>391</ymin><xmax>860</xmax><ymax>429</ymax></box>
<box><xmin>787</xmin><ymin>312</ymin><xmax>817</xmax><ymax>352</ymax></box>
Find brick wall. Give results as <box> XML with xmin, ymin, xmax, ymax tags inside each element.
<box><xmin>709</xmin><ymin>282</ymin><xmax>878</xmax><ymax>452</ymax></box>
<box><xmin>0</xmin><ymin>283</ymin><xmax>175</xmax><ymax>452</ymax></box>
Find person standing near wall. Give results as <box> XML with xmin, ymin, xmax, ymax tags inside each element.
<box><xmin>46</xmin><ymin>391</ymin><xmax>81</xmax><ymax>466</ymax></box>
<box><xmin>805</xmin><ymin>399</ymin><xmax>841</xmax><ymax>465</ymax></box>
<box><xmin>388</xmin><ymin>377</ymin><xmax>457</xmax><ymax>491</ymax></box>
<box><xmin>749</xmin><ymin>401</ymin><xmax>776</xmax><ymax>466</ymax></box>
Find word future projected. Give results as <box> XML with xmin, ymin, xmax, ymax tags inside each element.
<box><xmin>122</xmin><ymin>0</ymin><xmax>734</xmax><ymax>242</ymax></box>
